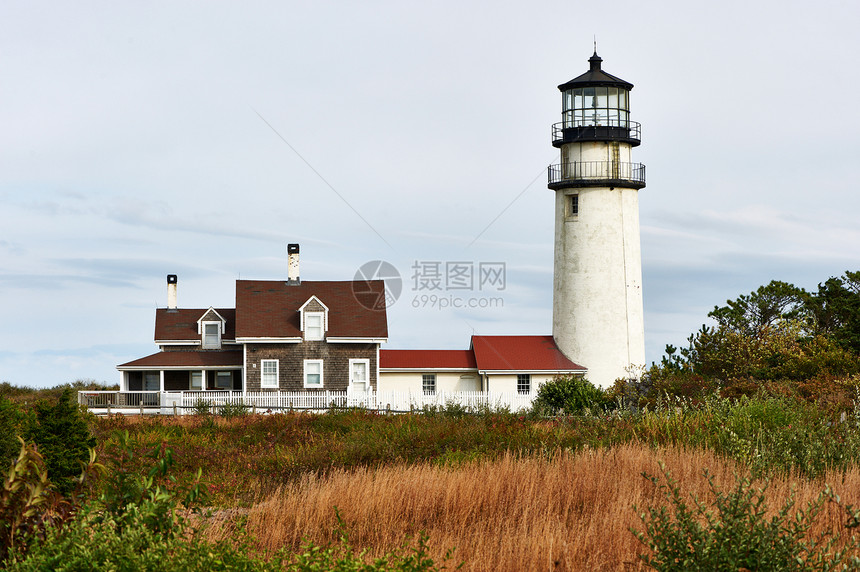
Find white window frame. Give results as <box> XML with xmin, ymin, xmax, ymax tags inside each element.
<box><xmin>304</xmin><ymin>359</ymin><xmax>324</xmax><ymax>388</ymax></box>
<box><xmin>517</xmin><ymin>373</ymin><xmax>531</xmax><ymax>395</ymax></box>
<box><xmin>422</xmin><ymin>373</ymin><xmax>436</xmax><ymax>395</ymax></box>
<box><xmin>304</xmin><ymin>312</ymin><xmax>325</xmax><ymax>341</ymax></box>
<box><xmin>261</xmin><ymin>359</ymin><xmax>279</xmax><ymax>389</ymax></box>
<box><xmin>215</xmin><ymin>371</ymin><xmax>232</xmax><ymax>389</ymax></box>
<box><xmin>202</xmin><ymin>321</ymin><xmax>222</xmax><ymax>349</ymax></box>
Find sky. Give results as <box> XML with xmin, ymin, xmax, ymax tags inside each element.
<box><xmin>2</xmin><ymin>1</ymin><xmax>859</xmax><ymax>388</ymax></box>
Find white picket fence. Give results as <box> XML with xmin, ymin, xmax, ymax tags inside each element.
<box><xmin>79</xmin><ymin>389</ymin><xmax>535</xmax><ymax>415</ymax></box>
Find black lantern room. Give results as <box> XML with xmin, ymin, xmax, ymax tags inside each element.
<box><xmin>552</xmin><ymin>52</ymin><xmax>641</xmax><ymax>148</ymax></box>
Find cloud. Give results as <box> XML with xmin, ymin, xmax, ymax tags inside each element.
<box><xmin>0</xmin><ymin>273</ymin><xmax>139</xmax><ymax>291</ymax></box>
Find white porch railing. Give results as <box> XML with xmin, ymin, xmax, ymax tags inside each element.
<box><xmin>79</xmin><ymin>389</ymin><xmax>536</xmax><ymax>415</ymax></box>
<box><xmin>78</xmin><ymin>391</ymin><xmax>161</xmax><ymax>410</ymax></box>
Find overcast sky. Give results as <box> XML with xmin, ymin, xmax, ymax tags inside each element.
<box><xmin>2</xmin><ymin>1</ymin><xmax>859</xmax><ymax>388</ymax></box>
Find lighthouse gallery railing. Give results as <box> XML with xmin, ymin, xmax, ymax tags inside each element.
<box><xmin>547</xmin><ymin>161</ymin><xmax>646</xmax><ymax>187</ymax></box>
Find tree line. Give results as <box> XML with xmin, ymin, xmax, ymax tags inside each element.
<box><xmin>645</xmin><ymin>270</ymin><xmax>860</xmax><ymax>402</ymax></box>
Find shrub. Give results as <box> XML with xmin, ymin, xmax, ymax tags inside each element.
<box><xmin>219</xmin><ymin>401</ymin><xmax>251</xmax><ymax>418</ymax></box>
<box><xmin>287</xmin><ymin>510</ymin><xmax>458</xmax><ymax>571</ymax></box>
<box><xmin>0</xmin><ymin>440</ymin><xmax>90</xmax><ymax>563</ymax></box>
<box><xmin>0</xmin><ymin>398</ymin><xmax>27</xmax><ymax>469</ymax></box>
<box><xmin>531</xmin><ymin>375</ymin><xmax>606</xmax><ymax>416</ymax></box>
<box><xmin>25</xmin><ymin>388</ymin><xmax>95</xmax><ymax>495</ymax></box>
<box><xmin>7</xmin><ymin>501</ymin><xmax>284</xmax><ymax>572</ymax></box>
<box><xmin>420</xmin><ymin>401</ymin><xmax>472</xmax><ymax>418</ymax></box>
<box><xmin>10</xmin><ymin>513</ymin><xmax>453</xmax><ymax>572</ymax></box>
<box><xmin>633</xmin><ymin>464</ymin><xmax>860</xmax><ymax>570</ymax></box>
<box><xmin>6</xmin><ymin>430</ymin><xmax>226</xmax><ymax>571</ymax></box>
<box><xmin>95</xmin><ymin>430</ymin><xmax>207</xmax><ymax>538</ymax></box>
<box><xmin>191</xmin><ymin>398</ymin><xmax>212</xmax><ymax>416</ymax></box>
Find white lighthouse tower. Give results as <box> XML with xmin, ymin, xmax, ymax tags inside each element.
<box><xmin>549</xmin><ymin>51</ymin><xmax>646</xmax><ymax>388</ymax></box>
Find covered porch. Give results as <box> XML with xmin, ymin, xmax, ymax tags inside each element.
<box><xmin>117</xmin><ymin>350</ymin><xmax>243</xmax><ymax>392</ymax></box>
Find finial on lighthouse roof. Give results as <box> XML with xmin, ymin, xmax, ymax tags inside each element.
<box><xmin>589</xmin><ymin>50</ymin><xmax>603</xmax><ymax>71</ymax></box>
<box><xmin>558</xmin><ymin>50</ymin><xmax>633</xmax><ymax>92</ymax></box>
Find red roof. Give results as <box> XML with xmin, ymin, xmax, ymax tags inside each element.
<box><xmin>380</xmin><ymin>336</ymin><xmax>585</xmax><ymax>373</ymax></box>
<box><xmin>118</xmin><ymin>350</ymin><xmax>243</xmax><ymax>369</ymax></box>
<box><xmin>235</xmin><ymin>280</ymin><xmax>388</xmax><ymax>339</ymax></box>
<box><xmin>471</xmin><ymin>335</ymin><xmax>585</xmax><ymax>372</ymax></box>
<box><xmin>154</xmin><ymin>308</ymin><xmax>235</xmax><ymax>342</ymax></box>
<box><xmin>380</xmin><ymin>349</ymin><xmax>477</xmax><ymax>369</ymax></box>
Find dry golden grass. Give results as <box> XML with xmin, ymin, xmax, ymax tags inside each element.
<box><xmin>202</xmin><ymin>443</ymin><xmax>860</xmax><ymax>571</ymax></box>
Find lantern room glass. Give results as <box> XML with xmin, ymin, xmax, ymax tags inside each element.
<box><xmin>562</xmin><ymin>87</ymin><xmax>629</xmax><ymax>128</ymax></box>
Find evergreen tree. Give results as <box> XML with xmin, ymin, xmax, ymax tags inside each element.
<box><xmin>26</xmin><ymin>388</ymin><xmax>95</xmax><ymax>495</ymax></box>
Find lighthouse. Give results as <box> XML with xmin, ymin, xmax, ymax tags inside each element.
<box><xmin>548</xmin><ymin>51</ymin><xmax>646</xmax><ymax>388</ymax></box>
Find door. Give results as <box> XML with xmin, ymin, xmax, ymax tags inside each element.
<box><xmin>142</xmin><ymin>372</ymin><xmax>160</xmax><ymax>406</ymax></box>
<box><xmin>349</xmin><ymin>359</ymin><xmax>370</xmax><ymax>399</ymax></box>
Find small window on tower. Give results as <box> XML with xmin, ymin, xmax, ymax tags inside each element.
<box><xmin>568</xmin><ymin>194</ymin><xmax>579</xmax><ymax>217</ymax></box>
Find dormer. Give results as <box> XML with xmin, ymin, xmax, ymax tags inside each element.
<box><xmin>298</xmin><ymin>296</ymin><xmax>329</xmax><ymax>341</ymax></box>
<box><xmin>198</xmin><ymin>307</ymin><xmax>227</xmax><ymax>349</ymax></box>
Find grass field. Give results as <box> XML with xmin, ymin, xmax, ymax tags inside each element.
<box><xmin>82</xmin><ymin>401</ymin><xmax>860</xmax><ymax>570</ymax></box>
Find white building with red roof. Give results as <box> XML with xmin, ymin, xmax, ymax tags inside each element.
<box><xmin>379</xmin><ymin>336</ymin><xmax>585</xmax><ymax>396</ymax></box>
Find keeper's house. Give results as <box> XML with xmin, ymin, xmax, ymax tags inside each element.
<box><xmin>117</xmin><ymin>248</ymin><xmax>388</xmax><ymax>395</ymax></box>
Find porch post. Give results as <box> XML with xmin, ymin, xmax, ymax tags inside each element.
<box><xmin>119</xmin><ymin>370</ymin><xmax>126</xmax><ymax>392</ymax></box>
<box><xmin>159</xmin><ymin>370</ymin><xmax>165</xmax><ymax>392</ymax></box>
<box><xmin>200</xmin><ymin>370</ymin><xmax>206</xmax><ymax>391</ymax></box>
<box><xmin>242</xmin><ymin>345</ymin><xmax>247</xmax><ymax>394</ymax></box>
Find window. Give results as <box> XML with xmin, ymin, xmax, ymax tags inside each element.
<box><xmin>215</xmin><ymin>371</ymin><xmax>232</xmax><ymax>389</ymax></box>
<box><xmin>568</xmin><ymin>194</ymin><xmax>579</xmax><ymax>217</ymax></box>
<box><xmin>190</xmin><ymin>371</ymin><xmax>204</xmax><ymax>390</ymax></box>
<box><xmin>261</xmin><ymin>359</ymin><xmax>278</xmax><ymax>388</ymax></box>
<box><xmin>304</xmin><ymin>359</ymin><xmax>324</xmax><ymax>388</ymax></box>
<box><xmin>202</xmin><ymin>323</ymin><xmax>221</xmax><ymax>349</ymax></box>
<box><xmin>422</xmin><ymin>373</ymin><xmax>436</xmax><ymax>395</ymax></box>
<box><xmin>144</xmin><ymin>372</ymin><xmax>159</xmax><ymax>391</ymax></box>
<box><xmin>563</xmin><ymin>86</ymin><xmax>629</xmax><ymax>128</ymax></box>
<box><xmin>304</xmin><ymin>312</ymin><xmax>324</xmax><ymax>341</ymax></box>
<box><xmin>517</xmin><ymin>374</ymin><xmax>531</xmax><ymax>395</ymax></box>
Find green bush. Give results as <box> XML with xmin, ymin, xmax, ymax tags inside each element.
<box><xmin>95</xmin><ymin>430</ymin><xmax>207</xmax><ymax>538</ymax></box>
<box><xmin>633</xmin><ymin>464</ymin><xmax>860</xmax><ymax>570</ymax></box>
<box><xmin>0</xmin><ymin>398</ymin><xmax>27</xmax><ymax>469</ymax></box>
<box><xmin>10</xmin><ymin>513</ymin><xmax>454</xmax><ymax>572</ymax></box>
<box><xmin>2</xmin><ymin>441</ymin><xmax>66</xmax><ymax>563</ymax></box>
<box><xmin>531</xmin><ymin>375</ymin><xmax>606</xmax><ymax>416</ymax></box>
<box><xmin>219</xmin><ymin>401</ymin><xmax>251</xmax><ymax>418</ymax></box>
<box><xmin>7</xmin><ymin>507</ymin><xmax>284</xmax><ymax>572</ymax></box>
<box><xmin>25</xmin><ymin>388</ymin><xmax>95</xmax><ymax>495</ymax></box>
<box><xmin>191</xmin><ymin>398</ymin><xmax>212</xmax><ymax>416</ymax></box>
<box><xmin>287</xmin><ymin>528</ymin><xmax>457</xmax><ymax>571</ymax></box>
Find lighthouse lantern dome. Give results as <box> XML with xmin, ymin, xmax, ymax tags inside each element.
<box><xmin>553</xmin><ymin>52</ymin><xmax>639</xmax><ymax>147</ymax></box>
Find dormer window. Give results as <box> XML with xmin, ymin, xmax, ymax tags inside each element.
<box><xmin>197</xmin><ymin>307</ymin><xmax>227</xmax><ymax>349</ymax></box>
<box><xmin>305</xmin><ymin>312</ymin><xmax>324</xmax><ymax>341</ymax></box>
<box><xmin>202</xmin><ymin>323</ymin><xmax>221</xmax><ymax>349</ymax></box>
<box><xmin>299</xmin><ymin>296</ymin><xmax>329</xmax><ymax>342</ymax></box>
